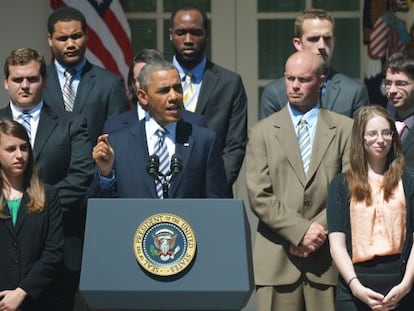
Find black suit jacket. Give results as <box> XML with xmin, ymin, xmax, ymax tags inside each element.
<box><xmin>94</xmin><ymin>119</ymin><xmax>230</xmax><ymax>198</ymax></box>
<box><xmin>43</xmin><ymin>61</ymin><xmax>128</xmax><ymax>144</ymax></box>
<box><xmin>402</xmin><ymin>128</ymin><xmax>414</xmax><ymax>178</ymax></box>
<box><xmin>184</xmin><ymin>60</ymin><xmax>247</xmax><ymax>188</ymax></box>
<box><xmin>0</xmin><ymin>186</ymin><xmax>63</xmax><ymax>310</ymax></box>
<box><xmin>0</xmin><ymin>104</ymin><xmax>94</xmax><ymax>271</ymax></box>
<box><xmin>103</xmin><ymin>105</ymin><xmax>207</xmax><ymax>133</ymax></box>
<box><xmin>260</xmin><ymin>68</ymin><xmax>369</xmax><ymax>119</ymax></box>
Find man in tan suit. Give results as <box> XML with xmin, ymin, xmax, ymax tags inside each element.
<box><xmin>246</xmin><ymin>50</ymin><xmax>353</xmax><ymax>311</ymax></box>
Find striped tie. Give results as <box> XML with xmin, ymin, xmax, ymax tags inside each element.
<box><xmin>63</xmin><ymin>68</ymin><xmax>76</xmax><ymax>112</ymax></box>
<box><xmin>21</xmin><ymin>111</ymin><xmax>32</xmax><ymax>142</ymax></box>
<box><xmin>297</xmin><ymin>118</ymin><xmax>311</xmax><ymax>176</ymax></box>
<box><xmin>154</xmin><ymin>127</ymin><xmax>169</xmax><ymax>198</ymax></box>
<box><xmin>183</xmin><ymin>72</ymin><xmax>197</xmax><ymax>112</ymax></box>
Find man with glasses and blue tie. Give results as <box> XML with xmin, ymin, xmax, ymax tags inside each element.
<box><xmin>383</xmin><ymin>50</ymin><xmax>414</xmax><ymax>177</ymax></box>
<box><xmin>246</xmin><ymin>50</ymin><xmax>353</xmax><ymax>311</ymax></box>
<box><xmin>92</xmin><ymin>60</ymin><xmax>229</xmax><ymax>199</ymax></box>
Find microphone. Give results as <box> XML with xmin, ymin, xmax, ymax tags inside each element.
<box><xmin>146</xmin><ymin>154</ymin><xmax>160</xmax><ymax>178</ymax></box>
<box><xmin>169</xmin><ymin>154</ymin><xmax>183</xmax><ymax>180</ymax></box>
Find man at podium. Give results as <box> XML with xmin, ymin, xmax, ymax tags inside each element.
<box><xmin>92</xmin><ymin>60</ymin><xmax>229</xmax><ymax>199</ymax></box>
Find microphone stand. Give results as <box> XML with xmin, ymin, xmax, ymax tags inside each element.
<box><xmin>146</xmin><ymin>154</ymin><xmax>183</xmax><ymax>199</ymax></box>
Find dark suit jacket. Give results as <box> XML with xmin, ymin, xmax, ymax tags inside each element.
<box><xmin>188</xmin><ymin>60</ymin><xmax>247</xmax><ymax>188</ymax></box>
<box><xmin>0</xmin><ymin>186</ymin><xmax>63</xmax><ymax>310</ymax></box>
<box><xmin>0</xmin><ymin>104</ymin><xmax>94</xmax><ymax>271</ymax></box>
<box><xmin>94</xmin><ymin>119</ymin><xmax>230</xmax><ymax>198</ymax></box>
<box><xmin>402</xmin><ymin>127</ymin><xmax>414</xmax><ymax>178</ymax></box>
<box><xmin>43</xmin><ymin>61</ymin><xmax>128</xmax><ymax>144</ymax></box>
<box><xmin>103</xmin><ymin>105</ymin><xmax>207</xmax><ymax>133</ymax></box>
<box><xmin>246</xmin><ymin>107</ymin><xmax>353</xmax><ymax>286</ymax></box>
<box><xmin>260</xmin><ymin>68</ymin><xmax>369</xmax><ymax>119</ymax></box>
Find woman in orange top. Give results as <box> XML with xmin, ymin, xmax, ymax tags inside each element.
<box><xmin>327</xmin><ymin>105</ymin><xmax>414</xmax><ymax>310</ymax></box>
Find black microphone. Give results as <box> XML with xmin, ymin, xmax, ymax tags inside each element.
<box><xmin>169</xmin><ymin>154</ymin><xmax>183</xmax><ymax>180</ymax></box>
<box><xmin>146</xmin><ymin>154</ymin><xmax>160</xmax><ymax>178</ymax></box>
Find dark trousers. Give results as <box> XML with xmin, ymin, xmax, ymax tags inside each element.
<box><xmin>45</xmin><ymin>265</ymin><xmax>80</xmax><ymax>311</ymax></box>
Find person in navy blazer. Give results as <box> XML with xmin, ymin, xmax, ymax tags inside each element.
<box><xmin>260</xmin><ymin>9</ymin><xmax>368</xmax><ymax>119</ymax></box>
<box><xmin>0</xmin><ymin>48</ymin><xmax>94</xmax><ymax>311</ymax></box>
<box><xmin>383</xmin><ymin>50</ymin><xmax>414</xmax><ymax>178</ymax></box>
<box><xmin>170</xmin><ymin>5</ymin><xmax>247</xmax><ymax>191</ymax></box>
<box><xmin>43</xmin><ymin>7</ymin><xmax>128</xmax><ymax>144</ymax></box>
<box><xmin>92</xmin><ymin>60</ymin><xmax>229</xmax><ymax>199</ymax></box>
<box><xmin>0</xmin><ymin>119</ymin><xmax>63</xmax><ymax>311</ymax></box>
<box><xmin>103</xmin><ymin>49</ymin><xmax>207</xmax><ymax>134</ymax></box>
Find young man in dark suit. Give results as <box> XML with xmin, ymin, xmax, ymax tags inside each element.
<box><xmin>169</xmin><ymin>4</ymin><xmax>247</xmax><ymax>194</ymax></box>
<box><xmin>43</xmin><ymin>6</ymin><xmax>128</xmax><ymax>144</ymax></box>
<box><xmin>384</xmin><ymin>50</ymin><xmax>414</xmax><ymax>177</ymax></box>
<box><xmin>93</xmin><ymin>60</ymin><xmax>229</xmax><ymax>199</ymax></box>
<box><xmin>260</xmin><ymin>8</ymin><xmax>368</xmax><ymax>119</ymax></box>
<box><xmin>1</xmin><ymin>48</ymin><xmax>94</xmax><ymax>311</ymax></box>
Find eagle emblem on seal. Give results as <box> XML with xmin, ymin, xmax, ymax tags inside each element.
<box><xmin>151</xmin><ymin>229</ymin><xmax>181</xmax><ymax>261</ymax></box>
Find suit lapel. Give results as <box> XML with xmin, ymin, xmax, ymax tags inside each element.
<box><xmin>274</xmin><ymin>108</ymin><xmax>307</xmax><ymax>185</ymax></box>
<box><xmin>169</xmin><ymin>120</ymin><xmax>193</xmax><ymax>197</ymax></box>
<box><xmin>196</xmin><ymin>61</ymin><xmax>218</xmax><ymax>114</ymax></box>
<box><xmin>13</xmin><ymin>194</ymin><xmax>29</xmax><ymax>234</ymax></box>
<box><xmin>402</xmin><ymin>127</ymin><xmax>414</xmax><ymax>152</ymax></box>
<box><xmin>323</xmin><ymin>69</ymin><xmax>340</xmax><ymax>110</ymax></box>
<box><xmin>2</xmin><ymin>194</ymin><xmax>29</xmax><ymax>237</ymax></box>
<box><xmin>74</xmin><ymin>62</ymin><xmax>95</xmax><ymax>113</ymax></box>
<box><xmin>33</xmin><ymin>105</ymin><xmax>59</xmax><ymax>160</ymax></box>
<box><xmin>127</xmin><ymin>120</ymin><xmax>158</xmax><ymax>197</ymax></box>
<box><xmin>46</xmin><ymin>64</ymin><xmax>65</xmax><ymax>108</ymax></box>
<box><xmin>306</xmin><ymin>109</ymin><xmax>336</xmax><ymax>180</ymax></box>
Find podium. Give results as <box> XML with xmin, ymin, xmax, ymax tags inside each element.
<box><xmin>80</xmin><ymin>199</ymin><xmax>254</xmax><ymax>310</ymax></box>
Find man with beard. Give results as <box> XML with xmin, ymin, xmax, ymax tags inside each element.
<box><xmin>260</xmin><ymin>8</ymin><xmax>368</xmax><ymax>119</ymax></box>
<box><xmin>169</xmin><ymin>4</ymin><xmax>247</xmax><ymax>195</ymax></box>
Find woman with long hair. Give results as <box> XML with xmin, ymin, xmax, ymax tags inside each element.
<box><xmin>0</xmin><ymin>119</ymin><xmax>63</xmax><ymax>311</ymax></box>
<box><xmin>327</xmin><ymin>105</ymin><xmax>414</xmax><ymax>310</ymax></box>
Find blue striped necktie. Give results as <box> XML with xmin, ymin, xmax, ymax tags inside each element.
<box><xmin>297</xmin><ymin>118</ymin><xmax>311</xmax><ymax>176</ymax></box>
<box><xmin>21</xmin><ymin>111</ymin><xmax>32</xmax><ymax>142</ymax></box>
<box><xmin>154</xmin><ymin>127</ymin><xmax>169</xmax><ymax>198</ymax></box>
<box><xmin>63</xmin><ymin>68</ymin><xmax>76</xmax><ymax>111</ymax></box>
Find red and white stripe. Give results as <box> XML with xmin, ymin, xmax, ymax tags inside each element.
<box><xmin>50</xmin><ymin>0</ymin><xmax>133</xmax><ymax>84</ymax></box>
<box><xmin>369</xmin><ymin>17</ymin><xmax>389</xmax><ymax>58</ymax></box>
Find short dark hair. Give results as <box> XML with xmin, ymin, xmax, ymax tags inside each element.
<box><xmin>4</xmin><ymin>48</ymin><xmax>46</xmax><ymax>78</ymax></box>
<box><xmin>127</xmin><ymin>49</ymin><xmax>166</xmax><ymax>100</ymax></box>
<box><xmin>47</xmin><ymin>6</ymin><xmax>87</xmax><ymax>34</ymax></box>
<box><xmin>170</xmin><ymin>4</ymin><xmax>209</xmax><ymax>32</ymax></box>
<box><xmin>384</xmin><ymin>50</ymin><xmax>414</xmax><ymax>81</ymax></box>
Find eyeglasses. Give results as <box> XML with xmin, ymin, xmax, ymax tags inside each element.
<box><xmin>381</xmin><ymin>79</ymin><xmax>414</xmax><ymax>91</ymax></box>
<box><xmin>364</xmin><ymin>129</ymin><xmax>394</xmax><ymax>142</ymax></box>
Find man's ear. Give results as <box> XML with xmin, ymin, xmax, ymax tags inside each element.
<box><xmin>137</xmin><ymin>89</ymin><xmax>149</xmax><ymax>108</ymax></box>
<box><xmin>292</xmin><ymin>37</ymin><xmax>303</xmax><ymax>51</ymax></box>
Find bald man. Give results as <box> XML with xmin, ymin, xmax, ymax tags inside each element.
<box><xmin>246</xmin><ymin>50</ymin><xmax>353</xmax><ymax>311</ymax></box>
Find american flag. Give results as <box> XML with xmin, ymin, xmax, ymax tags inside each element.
<box><xmin>50</xmin><ymin>0</ymin><xmax>133</xmax><ymax>84</ymax></box>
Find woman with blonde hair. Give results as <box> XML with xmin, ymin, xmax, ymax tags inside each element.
<box><xmin>0</xmin><ymin>119</ymin><xmax>63</xmax><ymax>311</ymax></box>
<box><xmin>328</xmin><ymin>105</ymin><xmax>414</xmax><ymax>310</ymax></box>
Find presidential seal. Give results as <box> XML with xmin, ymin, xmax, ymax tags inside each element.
<box><xmin>133</xmin><ymin>213</ymin><xmax>197</xmax><ymax>276</ymax></box>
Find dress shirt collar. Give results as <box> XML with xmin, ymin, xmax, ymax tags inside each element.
<box><xmin>10</xmin><ymin>100</ymin><xmax>43</xmax><ymax>122</ymax></box>
<box><xmin>145</xmin><ymin>114</ymin><xmax>177</xmax><ymax>139</ymax></box>
<box><xmin>54</xmin><ymin>59</ymin><xmax>86</xmax><ymax>80</ymax></box>
<box><xmin>173</xmin><ymin>56</ymin><xmax>206</xmax><ymax>83</ymax></box>
<box><xmin>288</xmin><ymin>102</ymin><xmax>320</xmax><ymax>130</ymax></box>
